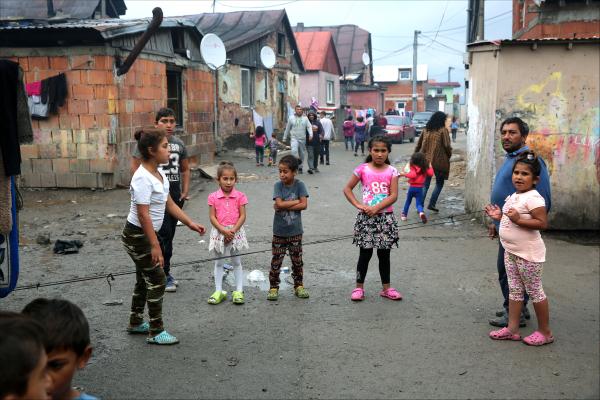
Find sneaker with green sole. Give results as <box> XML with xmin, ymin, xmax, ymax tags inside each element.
<box><xmin>267</xmin><ymin>288</ymin><xmax>279</xmax><ymax>301</ymax></box>
<box><xmin>232</xmin><ymin>291</ymin><xmax>245</xmax><ymax>304</ymax></box>
<box><xmin>294</xmin><ymin>286</ymin><xmax>309</xmax><ymax>299</ymax></box>
<box><xmin>208</xmin><ymin>290</ymin><xmax>227</xmax><ymax>304</ymax></box>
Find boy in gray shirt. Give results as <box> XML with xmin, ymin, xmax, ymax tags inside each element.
<box><xmin>267</xmin><ymin>155</ymin><xmax>310</xmax><ymax>301</ymax></box>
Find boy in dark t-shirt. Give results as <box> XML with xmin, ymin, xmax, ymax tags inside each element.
<box><xmin>131</xmin><ymin>108</ymin><xmax>190</xmax><ymax>292</ymax></box>
<box><xmin>268</xmin><ymin>155</ymin><xmax>310</xmax><ymax>301</ymax></box>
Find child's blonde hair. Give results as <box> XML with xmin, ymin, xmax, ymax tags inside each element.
<box><xmin>217</xmin><ymin>161</ymin><xmax>237</xmax><ymax>180</ymax></box>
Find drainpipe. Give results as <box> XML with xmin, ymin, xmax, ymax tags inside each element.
<box><xmin>116</xmin><ymin>7</ymin><xmax>163</xmax><ymax>76</ymax></box>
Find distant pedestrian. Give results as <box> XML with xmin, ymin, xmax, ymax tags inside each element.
<box><xmin>268</xmin><ymin>155</ymin><xmax>310</xmax><ymax>301</ymax></box>
<box><xmin>451</xmin><ymin>116</ymin><xmax>459</xmax><ymax>142</ymax></box>
<box><xmin>268</xmin><ymin>135</ymin><xmax>280</xmax><ymax>166</ymax></box>
<box><xmin>306</xmin><ymin>111</ymin><xmax>323</xmax><ymax>174</ymax></box>
<box><xmin>399</xmin><ymin>152</ymin><xmax>433</xmax><ymax>223</ymax></box>
<box><xmin>131</xmin><ymin>108</ymin><xmax>189</xmax><ymax>293</ymax></box>
<box><xmin>414</xmin><ymin>111</ymin><xmax>452</xmax><ymax>213</ymax></box>
<box><xmin>377</xmin><ymin>113</ymin><xmax>388</xmax><ymax>128</ymax></box>
<box><xmin>123</xmin><ymin>127</ymin><xmax>205</xmax><ymax>345</ymax></box>
<box><xmin>283</xmin><ymin>105</ymin><xmax>312</xmax><ymax>174</ymax></box>
<box><xmin>250</xmin><ymin>125</ymin><xmax>267</xmax><ymax>166</ymax></box>
<box><xmin>343</xmin><ymin>115</ymin><xmax>355</xmax><ymax>151</ymax></box>
<box><xmin>319</xmin><ymin>111</ymin><xmax>334</xmax><ymax>165</ymax></box>
<box><xmin>354</xmin><ymin>116</ymin><xmax>368</xmax><ymax>156</ymax></box>
<box><xmin>343</xmin><ymin>136</ymin><xmax>402</xmax><ymax>302</ymax></box>
<box><xmin>485</xmin><ymin>151</ymin><xmax>553</xmax><ymax>346</ymax></box>
<box><xmin>207</xmin><ymin>161</ymin><xmax>249</xmax><ymax>305</ymax></box>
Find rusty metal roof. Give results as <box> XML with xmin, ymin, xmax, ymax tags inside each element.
<box><xmin>294</xmin><ymin>24</ymin><xmax>372</xmax><ymax>76</ymax></box>
<box><xmin>468</xmin><ymin>36</ymin><xmax>600</xmax><ymax>47</ymax></box>
<box><xmin>0</xmin><ymin>0</ymin><xmax>126</xmax><ymax>20</ymax></box>
<box><xmin>0</xmin><ymin>16</ymin><xmax>199</xmax><ymax>40</ymax></box>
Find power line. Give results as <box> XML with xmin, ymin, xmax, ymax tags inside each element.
<box><xmin>216</xmin><ymin>0</ymin><xmax>301</xmax><ymax>9</ymax></box>
<box><xmin>421</xmin><ymin>10</ymin><xmax>512</xmax><ymax>34</ymax></box>
<box><xmin>431</xmin><ymin>1</ymin><xmax>450</xmax><ymax>43</ymax></box>
<box><xmin>14</xmin><ymin>211</ymin><xmax>485</xmax><ymax>291</ymax></box>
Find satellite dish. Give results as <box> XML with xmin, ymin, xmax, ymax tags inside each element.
<box><xmin>362</xmin><ymin>52</ymin><xmax>370</xmax><ymax>66</ymax></box>
<box><xmin>260</xmin><ymin>46</ymin><xmax>276</xmax><ymax>69</ymax></box>
<box><xmin>200</xmin><ymin>33</ymin><xmax>226</xmax><ymax>70</ymax></box>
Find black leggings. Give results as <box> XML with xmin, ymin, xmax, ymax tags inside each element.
<box><xmin>356</xmin><ymin>248</ymin><xmax>391</xmax><ymax>284</ymax></box>
<box><xmin>354</xmin><ymin>140</ymin><xmax>365</xmax><ymax>154</ymax></box>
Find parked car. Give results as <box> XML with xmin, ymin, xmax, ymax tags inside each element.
<box><xmin>384</xmin><ymin>116</ymin><xmax>416</xmax><ymax>144</ymax></box>
<box><xmin>412</xmin><ymin>111</ymin><xmax>433</xmax><ymax>136</ymax></box>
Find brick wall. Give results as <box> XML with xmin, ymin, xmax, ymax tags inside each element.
<box><xmin>15</xmin><ymin>52</ymin><xmax>215</xmax><ymax>188</ymax></box>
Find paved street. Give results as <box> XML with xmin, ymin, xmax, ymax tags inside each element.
<box><xmin>3</xmin><ymin>134</ymin><xmax>599</xmax><ymax>399</ymax></box>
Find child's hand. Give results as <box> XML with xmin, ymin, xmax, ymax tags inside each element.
<box><xmin>189</xmin><ymin>222</ymin><xmax>206</xmax><ymax>235</ymax></box>
<box><xmin>506</xmin><ymin>208</ymin><xmax>520</xmax><ymax>223</ymax></box>
<box><xmin>224</xmin><ymin>230</ymin><xmax>235</xmax><ymax>243</ymax></box>
<box><xmin>151</xmin><ymin>244</ymin><xmax>164</xmax><ymax>268</ymax></box>
<box><xmin>484</xmin><ymin>204</ymin><xmax>502</xmax><ymax>221</ymax></box>
<box><xmin>364</xmin><ymin>206</ymin><xmax>379</xmax><ymax>217</ymax></box>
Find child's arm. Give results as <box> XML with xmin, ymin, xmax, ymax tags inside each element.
<box><xmin>137</xmin><ymin>204</ymin><xmax>163</xmax><ymax>267</ymax></box>
<box><xmin>286</xmin><ymin>196</ymin><xmax>307</xmax><ymax>211</ymax></box>
<box><xmin>426</xmin><ymin>163</ymin><xmax>434</xmax><ymax>176</ymax></box>
<box><xmin>180</xmin><ymin>158</ymin><xmax>190</xmax><ymax>201</ymax></box>
<box><xmin>166</xmin><ymin>195</ymin><xmax>206</xmax><ymax>235</ymax></box>
<box><xmin>232</xmin><ymin>205</ymin><xmax>246</xmax><ymax>232</ymax></box>
<box><xmin>506</xmin><ymin>206</ymin><xmax>548</xmax><ymax>230</ymax></box>
<box><xmin>343</xmin><ymin>174</ymin><xmax>368</xmax><ymax>212</ymax></box>
<box><xmin>274</xmin><ymin>197</ymin><xmax>301</xmax><ymax>210</ymax></box>
<box><xmin>209</xmin><ymin>205</ymin><xmax>228</xmax><ymax>234</ymax></box>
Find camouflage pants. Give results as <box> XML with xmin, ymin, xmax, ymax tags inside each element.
<box><xmin>122</xmin><ymin>222</ymin><xmax>166</xmax><ymax>335</ymax></box>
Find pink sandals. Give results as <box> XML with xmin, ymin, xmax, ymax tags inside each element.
<box><xmin>380</xmin><ymin>287</ymin><xmax>403</xmax><ymax>300</ymax></box>
<box><xmin>489</xmin><ymin>327</ymin><xmax>522</xmax><ymax>341</ymax></box>
<box><xmin>523</xmin><ymin>331</ymin><xmax>554</xmax><ymax>346</ymax></box>
<box><xmin>351</xmin><ymin>288</ymin><xmax>365</xmax><ymax>301</ymax></box>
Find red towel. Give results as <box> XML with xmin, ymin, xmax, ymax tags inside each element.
<box><xmin>26</xmin><ymin>81</ymin><xmax>41</xmax><ymax>96</ymax></box>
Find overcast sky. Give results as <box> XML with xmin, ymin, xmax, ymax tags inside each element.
<box><xmin>124</xmin><ymin>0</ymin><xmax>512</xmax><ymax>89</ymax></box>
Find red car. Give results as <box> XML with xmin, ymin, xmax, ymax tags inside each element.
<box><xmin>384</xmin><ymin>116</ymin><xmax>416</xmax><ymax>144</ymax></box>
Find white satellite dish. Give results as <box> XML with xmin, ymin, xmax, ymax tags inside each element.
<box><xmin>260</xmin><ymin>46</ymin><xmax>276</xmax><ymax>69</ymax></box>
<box><xmin>362</xmin><ymin>52</ymin><xmax>370</xmax><ymax>66</ymax></box>
<box><xmin>200</xmin><ymin>33</ymin><xmax>226</xmax><ymax>70</ymax></box>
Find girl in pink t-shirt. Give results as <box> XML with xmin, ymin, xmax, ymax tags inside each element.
<box><xmin>343</xmin><ymin>136</ymin><xmax>402</xmax><ymax>302</ymax></box>
<box><xmin>250</xmin><ymin>125</ymin><xmax>267</xmax><ymax>166</ymax></box>
<box><xmin>207</xmin><ymin>161</ymin><xmax>249</xmax><ymax>305</ymax></box>
<box><xmin>485</xmin><ymin>151</ymin><xmax>553</xmax><ymax>346</ymax></box>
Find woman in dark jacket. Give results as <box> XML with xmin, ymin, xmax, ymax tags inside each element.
<box><xmin>307</xmin><ymin>111</ymin><xmax>323</xmax><ymax>174</ymax></box>
<box><xmin>414</xmin><ymin>111</ymin><xmax>452</xmax><ymax>212</ymax></box>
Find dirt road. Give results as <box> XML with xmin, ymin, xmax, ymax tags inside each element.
<box><xmin>2</xmin><ymin>134</ymin><xmax>599</xmax><ymax>399</ymax></box>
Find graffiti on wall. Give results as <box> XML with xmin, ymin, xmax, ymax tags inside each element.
<box><xmin>512</xmin><ymin>71</ymin><xmax>600</xmax><ymax>184</ymax></box>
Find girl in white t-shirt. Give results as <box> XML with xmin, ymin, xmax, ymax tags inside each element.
<box><xmin>123</xmin><ymin>127</ymin><xmax>206</xmax><ymax>346</ymax></box>
<box><xmin>485</xmin><ymin>151</ymin><xmax>553</xmax><ymax>346</ymax></box>
<box><xmin>343</xmin><ymin>136</ymin><xmax>402</xmax><ymax>302</ymax></box>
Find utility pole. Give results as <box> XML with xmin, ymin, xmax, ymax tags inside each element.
<box><xmin>412</xmin><ymin>30</ymin><xmax>421</xmax><ymax>114</ymax></box>
<box><xmin>448</xmin><ymin>66</ymin><xmax>455</xmax><ymax>82</ymax></box>
<box><xmin>212</xmin><ymin>0</ymin><xmax>216</xmax><ymax>13</ymax></box>
<box><xmin>476</xmin><ymin>0</ymin><xmax>485</xmax><ymax>41</ymax></box>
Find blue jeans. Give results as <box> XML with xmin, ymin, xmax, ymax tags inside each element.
<box><xmin>344</xmin><ymin>136</ymin><xmax>355</xmax><ymax>150</ymax></box>
<box><xmin>423</xmin><ymin>170</ymin><xmax>446</xmax><ymax>208</ymax></box>
<box><xmin>497</xmin><ymin>241</ymin><xmax>529</xmax><ymax>310</ymax></box>
<box><xmin>402</xmin><ymin>186</ymin><xmax>424</xmax><ymax>215</ymax></box>
<box><xmin>255</xmin><ymin>146</ymin><xmax>264</xmax><ymax>164</ymax></box>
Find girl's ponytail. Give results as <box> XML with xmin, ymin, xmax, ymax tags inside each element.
<box><xmin>134</xmin><ymin>127</ymin><xmax>166</xmax><ymax>160</ymax></box>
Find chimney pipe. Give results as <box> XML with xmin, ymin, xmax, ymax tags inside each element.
<box><xmin>47</xmin><ymin>0</ymin><xmax>56</xmax><ymax>17</ymax></box>
<box><xmin>297</xmin><ymin>22</ymin><xmax>304</xmax><ymax>31</ymax></box>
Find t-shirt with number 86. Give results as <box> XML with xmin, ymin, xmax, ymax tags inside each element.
<box><xmin>353</xmin><ymin>163</ymin><xmax>399</xmax><ymax>213</ymax></box>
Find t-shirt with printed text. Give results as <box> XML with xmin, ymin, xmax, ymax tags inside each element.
<box><xmin>353</xmin><ymin>163</ymin><xmax>399</xmax><ymax>213</ymax></box>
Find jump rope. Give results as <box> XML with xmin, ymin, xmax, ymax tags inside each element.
<box><xmin>14</xmin><ymin>209</ymin><xmax>487</xmax><ymax>292</ymax></box>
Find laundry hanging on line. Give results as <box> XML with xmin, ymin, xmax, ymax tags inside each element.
<box><xmin>26</xmin><ymin>73</ymin><xmax>68</xmax><ymax>118</ymax></box>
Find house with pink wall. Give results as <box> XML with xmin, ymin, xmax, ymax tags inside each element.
<box><xmin>294</xmin><ymin>31</ymin><xmax>341</xmax><ymax>112</ymax></box>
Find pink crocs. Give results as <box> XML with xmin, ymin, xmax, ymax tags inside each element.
<box><xmin>380</xmin><ymin>287</ymin><xmax>402</xmax><ymax>300</ymax></box>
<box><xmin>351</xmin><ymin>287</ymin><xmax>365</xmax><ymax>301</ymax></box>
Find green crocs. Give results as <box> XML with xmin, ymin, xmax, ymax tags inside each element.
<box><xmin>208</xmin><ymin>290</ymin><xmax>227</xmax><ymax>305</ymax></box>
<box><xmin>232</xmin><ymin>291</ymin><xmax>245</xmax><ymax>304</ymax></box>
<box><xmin>127</xmin><ymin>321</ymin><xmax>149</xmax><ymax>334</ymax></box>
<box><xmin>294</xmin><ymin>286</ymin><xmax>309</xmax><ymax>299</ymax></box>
<box><xmin>146</xmin><ymin>330</ymin><xmax>179</xmax><ymax>345</ymax></box>
<box><xmin>267</xmin><ymin>288</ymin><xmax>279</xmax><ymax>301</ymax></box>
